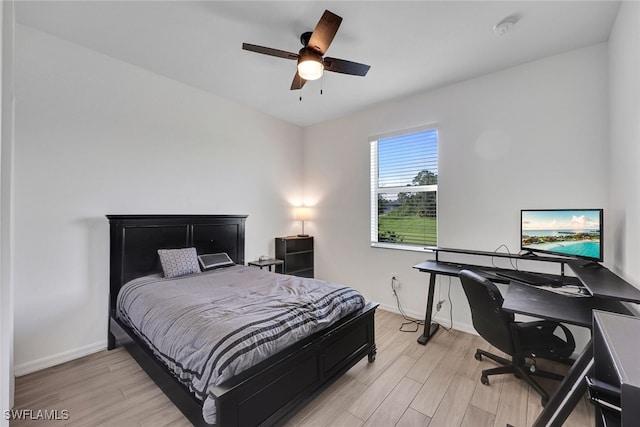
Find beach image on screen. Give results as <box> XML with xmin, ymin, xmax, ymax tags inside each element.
<box><xmin>521</xmin><ymin>210</ymin><xmax>601</xmax><ymax>259</ymax></box>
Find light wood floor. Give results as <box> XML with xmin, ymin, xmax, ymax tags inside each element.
<box><xmin>11</xmin><ymin>310</ymin><xmax>594</xmax><ymax>427</ymax></box>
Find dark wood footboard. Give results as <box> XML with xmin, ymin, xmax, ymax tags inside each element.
<box><xmin>211</xmin><ymin>301</ymin><xmax>378</xmax><ymax>426</ymax></box>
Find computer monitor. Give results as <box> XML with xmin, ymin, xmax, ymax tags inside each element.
<box><xmin>521</xmin><ymin>209</ymin><xmax>603</xmax><ymax>262</ymax></box>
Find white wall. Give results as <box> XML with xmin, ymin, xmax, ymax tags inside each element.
<box><xmin>608</xmin><ymin>1</ymin><xmax>640</xmax><ymax>296</ymax></box>
<box><xmin>304</xmin><ymin>44</ymin><xmax>609</xmax><ymax>341</ymax></box>
<box><xmin>13</xmin><ymin>25</ymin><xmax>304</xmax><ymax>374</ymax></box>
<box><xmin>1</xmin><ymin>0</ymin><xmax>16</xmax><ymax>421</ymax></box>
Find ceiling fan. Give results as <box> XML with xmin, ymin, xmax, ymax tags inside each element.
<box><xmin>242</xmin><ymin>10</ymin><xmax>371</xmax><ymax>90</ymax></box>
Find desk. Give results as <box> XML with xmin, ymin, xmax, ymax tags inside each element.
<box><xmin>413</xmin><ymin>247</ymin><xmax>640</xmax><ymax>427</ymax></box>
<box><xmin>413</xmin><ymin>247</ymin><xmax>640</xmax><ymax>344</ymax></box>
<box><xmin>412</xmin><ymin>259</ymin><xmax>525</xmax><ymax>344</ymax></box>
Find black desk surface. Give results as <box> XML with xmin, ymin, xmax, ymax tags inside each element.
<box><xmin>413</xmin><ymin>260</ymin><xmax>479</xmax><ymax>276</ymax></box>
<box><xmin>413</xmin><ymin>260</ymin><xmax>510</xmax><ymax>279</ymax></box>
<box><xmin>413</xmin><ymin>260</ymin><xmax>574</xmax><ymax>286</ymax></box>
<box><xmin>414</xmin><ymin>259</ymin><xmax>640</xmax><ymax>304</ymax></box>
<box><xmin>567</xmin><ymin>260</ymin><xmax>640</xmax><ymax>303</ymax></box>
<box><xmin>424</xmin><ymin>246</ymin><xmax>570</xmax><ymax>263</ymax></box>
<box><xmin>503</xmin><ymin>282</ymin><xmax>633</xmax><ymax>328</ymax></box>
<box><xmin>414</xmin><ymin>259</ymin><xmax>636</xmax><ymax>328</ymax></box>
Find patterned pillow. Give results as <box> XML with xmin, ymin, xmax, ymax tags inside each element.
<box><xmin>157</xmin><ymin>247</ymin><xmax>201</xmax><ymax>278</ymax></box>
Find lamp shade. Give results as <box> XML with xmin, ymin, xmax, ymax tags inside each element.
<box><xmin>294</xmin><ymin>207</ymin><xmax>311</xmax><ymax>221</ymax></box>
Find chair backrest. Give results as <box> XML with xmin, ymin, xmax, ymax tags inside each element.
<box><xmin>459</xmin><ymin>269</ymin><xmax>516</xmax><ymax>355</ymax></box>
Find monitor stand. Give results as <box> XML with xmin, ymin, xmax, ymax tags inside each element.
<box><xmin>577</xmin><ymin>260</ymin><xmax>601</xmax><ymax>268</ymax></box>
<box><xmin>519</xmin><ymin>250</ymin><xmax>540</xmax><ymax>258</ymax></box>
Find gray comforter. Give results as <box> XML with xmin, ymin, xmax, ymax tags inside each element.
<box><xmin>116</xmin><ymin>265</ymin><xmax>365</xmax><ymax>424</ymax></box>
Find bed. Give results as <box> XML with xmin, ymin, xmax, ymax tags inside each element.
<box><xmin>107</xmin><ymin>214</ymin><xmax>378</xmax><ymax>426</ymax></box>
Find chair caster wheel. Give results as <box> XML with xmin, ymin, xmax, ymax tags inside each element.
<box><xmin>481</xmin><ymin>375</ymin><xmax>489</xmax><ymax>385</ymax></box>
<box><xmin>368</xmin><ymin>352</ymin><xmax>377</xmax><ymax>363</ymax></box>
<box><xmin>475</xmin><ymin>352</ymin><xmax>482</xmax><ymax>361</ymax></box>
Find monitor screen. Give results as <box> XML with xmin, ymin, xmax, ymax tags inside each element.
<box><xmin>521</xmin><ymin>209</ymin><xmax>603</xmax><ymax>262</ymax></box>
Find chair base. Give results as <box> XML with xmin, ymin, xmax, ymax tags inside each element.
<box><xmin>475</xmin><ymin>349</ymin><xmax>564</xmax><ymax>406</ymax></box>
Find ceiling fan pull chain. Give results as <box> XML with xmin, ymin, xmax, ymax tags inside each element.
<box><xmin>321</xmin><ymin>78</ymin><xmax>323</xmax><ymax>95</ymax></box>
<box><xmin>299</xmin><ymin>80</ymin><xmax>306</xmax><ymax>101</ymax></box>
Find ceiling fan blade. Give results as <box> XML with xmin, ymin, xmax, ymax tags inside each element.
<box><xmin>324</xmin><ymin>57</ymin><xmax>371</xmax><ymax>76</ymax></box>
<box><xmin>242</xmin><ymin>43</ymin><xmax>299</xmax><ymax>60</ymax></box>
<box><xmin>290</xmin><ymin>72</ymin><xmax>307</xmax><ymax>90</ymax></box>
<box><xmin>307</xmin><ymin>10</ymin><xmax>342</xmax><ymax>55</ymax></box>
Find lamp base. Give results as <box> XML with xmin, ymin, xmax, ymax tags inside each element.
<box><xmin>297</xmin><ymin>234</ymin><xmax>309</xmax><ymax>237</ymax></box>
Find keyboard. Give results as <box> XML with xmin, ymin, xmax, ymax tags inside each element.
<box><xmin>496</xmin><ymin>270</ymin><xmax>557</xmax><ymax>286</ymax></box>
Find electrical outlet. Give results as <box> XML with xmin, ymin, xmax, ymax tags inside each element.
<box><xmin>390</xmin><ymin>273</ymin><xmax>399</xmax><ymax>290</ymax></box>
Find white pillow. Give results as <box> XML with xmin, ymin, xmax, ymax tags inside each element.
<box><xmin>157</xmin><ymin>247</ymin><xmax>201</xmax><ymax>278</ymax></box>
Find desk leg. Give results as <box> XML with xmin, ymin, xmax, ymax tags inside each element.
<box><xmin>533</xmin><ymin>338</ymin><xmax>593</xmax><ymax>427</ymax></box>
<box><xmin>417</xmin><ymin>272</ymin><xmax>440</xmax><ymax>345</ymax></box>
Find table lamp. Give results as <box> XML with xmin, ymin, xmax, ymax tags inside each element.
<box><xmin>294</xmin><ymin>207</ymin><xmax>311</xmax><ymax>237</ymax></box>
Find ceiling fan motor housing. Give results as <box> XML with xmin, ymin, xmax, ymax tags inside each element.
<box><xmin>300</xmin><ymin>31</ymin><xmax>313</xmax><ymax>47</ymax></box>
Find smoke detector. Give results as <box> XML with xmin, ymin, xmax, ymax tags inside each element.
<box><xmin>493</xmin><ymin>16</ymin><xmax>518</xmax><ymax>36</ymax></box>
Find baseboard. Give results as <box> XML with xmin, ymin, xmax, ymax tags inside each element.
<box><xmin>377</xmin><ymin>302</ymin><xmax>424</xmax><ymax>321</ymax></box>
<box><xmin>432</xmin><ymin>312</ymin><xmax>477</xmax><ymax>336</ymax></box>
<box><xmin>14</xmin><ymin>340</ymin><xmax>106</xmax><ymax>377</ymax></box>
<box><xmin>377</xmin><ymin>302</ymin><xmax>478</xmax><ymax>337</ymax></box>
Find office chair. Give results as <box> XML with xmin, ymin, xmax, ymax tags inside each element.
<box><xmin>459</xmin><ymin>269</ymin><xmax>575</xmax><ymax>406</ymax></box>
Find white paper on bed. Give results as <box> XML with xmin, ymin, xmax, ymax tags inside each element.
<box><xmin>116</xmin><ymin>265</ymin><xmax>365</xmax><ymax>424</ymax></box>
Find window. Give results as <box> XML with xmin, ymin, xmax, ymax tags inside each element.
<box><xmin>370</xmin><ymin>127</ymin><xmax>438</xmax><ymax>250</ymax></box>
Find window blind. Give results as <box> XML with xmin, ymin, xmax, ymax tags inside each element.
<box><xmin>371</xmin><ymin>128</ymin><xmax>438</xmax><ymax>249</ymax></box>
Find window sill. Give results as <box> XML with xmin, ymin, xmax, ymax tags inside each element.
<box><xmin>371</xmin><ymin>242</ymin><xmax>434</xmax><ymax>252</ymax></box>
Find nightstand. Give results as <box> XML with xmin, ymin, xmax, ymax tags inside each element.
<box><xmin>248</xmin><ymin>258</ymin><xmax>284</xmax><ymax>272</ymax></box>
<box><xmin>275</xmin><ymin>236</ymin><xmax>314</xmax><ymax>278</ymax></box>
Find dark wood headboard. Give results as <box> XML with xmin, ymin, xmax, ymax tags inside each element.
<box><xmin>107</xmin><ymin>214</ymin><xmax>247</xmax><ymax>311</ymax></box>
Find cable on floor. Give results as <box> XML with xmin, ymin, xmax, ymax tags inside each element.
<box><xmin>436</xmin><ymin>275</ymin><xmax>453</xmax><ymax>332</ymax></box>
<box><xmin>391</xmin><ymin>277</ymin><xmax>425</xmax><ymax>332</ymax></box>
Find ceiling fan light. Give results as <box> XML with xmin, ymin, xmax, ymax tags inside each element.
<box><xmin>297</xmin><ymin>48</ymin><xmax>324</xmax><ymax>80</ymax></box>
<box><xmin>298</xmin><ymin>60</ymin><xmax>323</xmax><ymax>80</ymax></box>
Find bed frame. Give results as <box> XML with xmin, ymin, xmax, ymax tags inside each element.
<box><xmin>106</xmin><ymin>214</ymin><xmax>378</xmax><ymax>426</ymax></box>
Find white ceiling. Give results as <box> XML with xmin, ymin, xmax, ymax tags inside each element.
<box><xmin>16</xmin><ymin>1</ymin><xmax>621</xmax><ymax>127</ymax></box>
